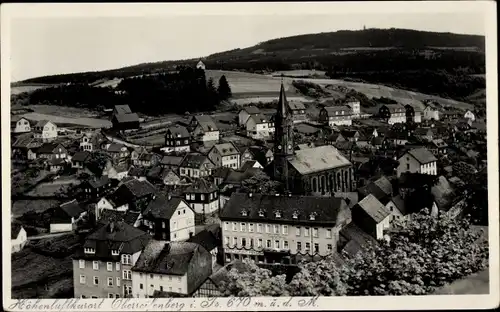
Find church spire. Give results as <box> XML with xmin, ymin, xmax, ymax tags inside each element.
<box><xmin>278</xmin><ymin>75</ymin><xmax>288</xmax><ymax>117</ymax></box>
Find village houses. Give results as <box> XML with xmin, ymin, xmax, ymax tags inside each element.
<box><xmin>33</xmin><ymin>120</ymin><xmax>58</xmax><ymax>141</ymax></box>
<box><xmin>378</xmin><ymin>104</ymin><xmax>406</xmax><ymax>125</ymax></box>
<box><xmin>287</xmin><ymin>101</ymin><xmax>308</xmax><ymax>123</ymax></box>
<box><xmin>397</xmin><ymin>147</ymin><xmax>438</xmax><ymax>177</ymax></box>
<box><xmin>319</xmin><ymin>105</ymin><xmax>353</xmax><ymax>127</ymax></box>
<box><xmin>189</xmin><ymin>115</ymin><xmax>220</xmax><ymax>143</ymax></box>
<box><xmin>207</xmin><ymin>142</ymin><xmax>241</xmax><ymax>169</ymax></box>
<box><xmin>179</xmin><ymin>154</ymin><xmax>215</xmax><ymax>178</ymax></box>
<box><xmin>245</xmin><ymin>114</ymin><xmax>274</xmax><ymax>139</ymax></box>
<box><xmin>11</xmin><ymin>116</ymin><xmax>31</xmax><ymax>134</ymax></box>
<box><xmin>161</xmin><ymin>125</ymin><xmax>191</xmax><ymax>153</ymax></box>
<box><xmin>238</xmin><ymin>106</ymin><xmax>261</xmax><ymax>126</ymax></box>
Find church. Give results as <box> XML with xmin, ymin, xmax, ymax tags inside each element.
<box><xmin>270</xmin><ymin>82</ymin><xmax>355</xmax><ymax>196</ymax></box>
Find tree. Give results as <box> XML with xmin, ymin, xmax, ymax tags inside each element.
<box><xmin>452</xmin><ymin>161</ymin><xmax>477</xmax><ymax>182</ymax></box>
<box><xmin>288</xmin><ymin>259</ymin><xmax>348</xmax><ymax>296</ymax></box>
<box><xmin>217</xmin><ymin>75</ymin><xmax>232</xmax><ymax>101</ymax></box>
<box><xmin>239</xmin><ymin>171</ymin><xmax>283</xmax><ymax>194</ymax></box>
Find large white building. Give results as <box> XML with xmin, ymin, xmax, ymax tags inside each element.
<box><xmin>207</xmin><ymin>142</ymin><xmax>241</xmax><ymax>169</ymax></box>
<box><xmin>319</xmin><ymin>106</ymin><xmax>353</xmax><ymax>127</ymax></box>
<box><xmin>11</xmin><ymin>117</ymin><xmax>31</xmax><ymax>134</ymax></box>
<box><xmin>33</xmin><ymin>120</ymin><xmax>58</xmax><ymax>141</ymax></box>
<box><xmin>131</xmin><ymin>241</ymin><xmax>212</xmax><ymax>298</ymax></box>
<box><xmin>423</xmin><ymin>104</ymin><xmax>440</xmax><ymax>121</ymax></box>
<box><xmin>245</xmin><ymin>114</ymin><xmax>274</xmax><ymax>139</ymax></box>
<box><xmin>345</xmin><ymin>99</ymin><xmax>361</xmax><ymax>118</ymax></box>
<box><xmin>397</xmin><ymin>147</ymin><xmax>438</xmax><ymax>177</ymax></box>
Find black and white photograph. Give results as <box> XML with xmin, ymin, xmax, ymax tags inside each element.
<box><xmin>2</xmin><ymin>2</ymin><xmax>498</xmax><ymax>310</ymax></box>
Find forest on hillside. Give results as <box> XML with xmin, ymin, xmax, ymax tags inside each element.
<box><xmin>12</xmin><ymin>67</ymin><xmax>231</xmax><ymax>115</ymax></box>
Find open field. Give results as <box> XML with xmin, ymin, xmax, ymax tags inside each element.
<box><xmin>206</xmin><ymin>70</ymin><xmax>296</xmax><ymax>94</ymax></box>
<box><xmin>22</xmin><ymin>112</ymin><xmax>112</xmax><ymax>128</ymax></box>
<box><xmin>11</xmin><ymin>199</ymin><xmax>60</xmax><ymax>217</ymax></box>
<box><xmin>26</xmin><ymin>178</ymin><xmax>80</xmax><ymax>197</ymax></box>
<box><xmin>271</xmin><ymin>70</ymin><xmax>327</xmax><ymax>77</ymax></box>
<box><xmin>23</xmin><ymin>105</ymin><xmax>102</xmax><ymax>118</ymax></box>
<box><xmin>11</xmin><ymin>85</ymin><xmax>54</xmax><ymax>95</ymax></box>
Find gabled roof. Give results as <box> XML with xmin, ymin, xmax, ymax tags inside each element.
<box><xmin>356</xmin><ymin>194</ymin><xmax>390</xmax><ymax>223</ymax></box>
<box><xmin>121</xmin><ymin>178</ymin><xmax>157</xmax><ymax>198</ymax></box>
<box><xmin>167</xmin><ymin>125</ymin><xmax>190</xmax><ymax>138</ymax></box>
<box><xmin>114</xmin><ymin>105</ymin><xmax>132</xmax><ymax>115</ymax></box>
<box><xmin>60</xmin><ymin>199</ymin><xmax>85</xmax><ymax>218</ymax></box>
<box><xmin>241</xmin><ymin>106</ymin><xmax>261</xmax><ymax>115</ymax></box>
<box><xmin>220</xmin><ymin>193</ymin><xmax>348</xmax><ymax>226</ymax></box>
<box><xmin>72</xmin><ymin>151</ymin><xmax>91</xmax><ymax>162</ymax></box>
<box><xmin>106</xmin><ymin>143</ymin><xmax>127</xmax><ymax>153</ymax></box>
<box><xmin>49</xmin><ymin>157</ymin><xmax>66</xmax><ymax>166</ymax></box>
<box><xmin>288</xmin><ymin>145</ymin><xmax>351</xmax><ymax>175</ymax></box>
<box><xmin>132</xmin><ymin>240</ymin><xmax>204</xmax><ymax>275</ymax></box>
<box><xmin>143</xmin><ymin>195</ymin><xmax>185</xmax><ymax>220</ymax></box>
<box><xmin>248</xmin><ymin>113</ymin><xmax>270</xmax><ymax>125</ymax></box>
<box><xmin>180</xmin><ymin>154</ymin><xmax>212</xmax><ymax>169</ymax></box>
<box><xmin>184</xmin><ymin>178</ymin><xmax>217</xmax><ymax>194</ymax></box>
<box><xmin>240</xmin><ymin>160</ymin><xmax>260</xmax><ymax>172</ymax></box>
<box><xmin>187</xmin><ymin>229</ymin><xmax>219</xmax><ymax>252</ymax></box>
<box><xmin>390</xmin><ymin>195</ymin><xmax>407</xmax><ymax>215</ymax></box>
<box><xmin>37</xmin><ymin>143</ymin><xmax>63</xmax><ymax>154</ymax></box>
<box><xmin>288</xmin><ymin>101</ymin><xmax>306</xmax><ymax>111</ymax></box>
<box><xmin>115</xmin><ymin>113</ymin><xmax>139</xmax><ymax>124</ymax></box>
<box><xmin>160</xmin><ymin>155</ymin><xmax>184</xmax><ymax>167</ymax></box>
<box><xmin>88</xmin><ymin>176</ymin><xmax>111</xmax><ymax>189</ymax></box>
<box><xmin>212</xmin><ymin>142</ymin><xmax>239</xmax><ymax>156</ymax></box>
<box><xmin>193</xmin><ymin>115</ymin><xmax>218</xmax><ymax>132</ymax></box>
<box><xmin>431</xmin><ymin>139</ymin><xmax>448</xmax><ymax>148</ymax></box>
<box><xmin>323</xmin><ymin>105</ymin><xmax>352</xmax><ymax>116</ymax></box>
<box><xmin>406</xmin><ymin>147</ymin><xmax>437</xmax><ymax>164</ymax></box>
<box><xmin>34</xmin><ymin>120</ymin><xmax>54</xmax><ymax>128</ymax></box>
<box><xmin>381</xmin><ymin>104</ymin><xmax>405</xmax><ymax>113</ymax></box>
<box><xmin>97</xmin><ymin>209</ymin><xmax>140</xmax><ymax>227</ymax></box>
<box><xmin>295</xmin><ymin>123</ymin><xmax>320</xmax><ymax>135</ymax></box>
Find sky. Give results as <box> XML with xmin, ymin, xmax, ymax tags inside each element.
<box><xmin>7</xmin><ymin>6</ymin><xmax>487</xmax><ymax>82</ymax></box>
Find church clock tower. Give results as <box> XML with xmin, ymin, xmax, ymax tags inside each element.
<box><xmin>273</xmin><ymin>80</ymin><xmax>295</xmax><ymax>192</ymax></box>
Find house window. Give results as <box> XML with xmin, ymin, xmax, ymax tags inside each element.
<box><xmin>93</xmin><ymin>276</ymin><xmax>99</xmax><ymax>285</ymax></box>
<box><xmin>326</xmin><ymin>229</ymin><xmax>332</xmax><ymax>238</ymax></box>
<box><xmin>140</xmin><ymin>283</ymin><xmax>144</xmax><ymax>290</ymax></box>
<box><xmin>314</xmin><ymin>243</ymin><xmax>319</xmax><ymax>253</ymax></box>
<box><xmin>201</xmin><ymin>194</ymin><xmax>205</xmax><ymax>200</ymax></box>
<box><xmin>79</xmin><ymin>259</ymin><xmax>85</xmax><ymax>269</ymax></box>
<box><xmin>173</xmin><ymin>221</ymin><xmax>177</xmax><ymax>230</ymax></box>
<box><xmin>275</xmin><ymin>240</ymin><xmax>280</xmax><ymax>249</ymax></box>
<box><xmin>240</xmin><ymin>223</ymin><xmax>246</xmax><ymax>232</ymax></box>
<box><xmin>275</xmin><ymin>211</ymin><xmax>281</xmax><ymax>218</ymax></box>
<box><xmin>116</xmin><ymin>262</ymin><xmax>120</xmax><ymax>271</ymax></box>
<box><xmin>258</xmin><ymin>239</ymin><xmax>263</xmax><ymax>248</ymax></box>
<box><xmin>123</xmin><ymin>270</ymin><xmax>132</xmax><ymax>280</ymax></box>
<box><xmin>406</xmin><ymin>163</ymin><xmax>410</xmax><ymax>170</ymax></box>
<box><xmin>305</xmin><ymin>242</ymin><xmax>310</xmax><ymax>251</ymax></box>
<box><xmin>258</xmin><ymin>210</ymin><xmax>264</xmax><ymax>217</ymax></box>
<box><xmin>296</xmin><ymin>227</ymin><xmax>300</xmax><ymax>236</ymax></box>
<box><xmin>327</xmin><ymin>244</ymin><xmax>333</xmax><ymax>252</ymax></box>
<box><xmin>233</xmin><ymin>237</ymin><xmax>237</xmax><ymax>246</ymax></box>
<box><xmin>266</xmin><ymin>240</ymin><xmax>271</xmax><ymax>248</ymax></box>
<box><xmin>313</xmin><ymin>228</ymin><xmax>319</xmax><ymax>238</ymax></box>
<box><xmin>84</xmin><ymin>247</ymin><xmax>95</xmax><ymax>254</ymax></box>
<box><xmin>80</xmin><ymin>275</ymin><xmax>86</xmax><ymax>284</ymax></box>
<box><xmin>273</xmin><ymin>225</ymin><xmax>279</xmax><ymax>234</ymax></box>
<box><xmin>124</xmin><ymin>286</ymin><xmax>132</xmax><ymax>296</ymax></box>
<box><xmin>297</xmin><ymin>242</ymin><xmax>302</xmax><ymax>251</ymax></box>
<box><xmin>111</xmin><ymin>250</ymin><xmax>119</xmax><ymax>256</ymax></box>
<box><xmin>241</xmin><ymin>238</ymin><xmax>247</xmax><ymax>247</ymax></box>
<box><xmin>284</xmin><ymin>241</ymin><xmax>289</xmax><ymax>249</ymax></box>
<box><xmin>116</xmin><ymin>277</ymin><xmax>121</xmax><ymax>287</ymax></box>
<box><xmin>249</xmin><ymin>224</ymin><xmax>254</xmax><ymax>232</ymax></box>
<box><xmin>107</xmin><ymin>277</ymin><xmax>113</xmax><ymax>287</ymax></box>
<box><xmin>265</xmin><ymin>224</ymin><xmax>271</xmax><ymax>233</ymax></box>
<box><xmin>224</xmin><ymin>237</ymin><xmax>229</xmax><ymax>245</ymax></box>
<box><xmin>257</xmin><ymin>224</ymin><xmax>262</xmax><ymax>233</ymax></box>
<box><xmin>108</xmin><ymin>294</ymin><xmax>114</xmax><ymax>298</ymax></box>
<box><xmin>224</xmin><ymin>222</ymin><xmax>229</xmax><ymax>231</ymax></box>
<box><xmin>232</xmin><ymin>222</ymin><xmax>237</xmax><ymax>231</ymax></box>
<box><xmin>93</xmin><ymin>261</ymin><xmax>99</xmax><ymax>270</ymax></box>
<box><xmin>304</xmin><ymin>227</ymin><xmax>310</xmax><ymax>237</ymax></box>
<box><xmin>107</xmin><ymin>262</ymin><xmax>113</xmax><ymax>271</ymax></box>
<box><xmin>283</xmin><ymin>225</ymin><xmax>288</xmax><ymax>235</ymax></box>
<box><xmin>121</xmin><ymin>254</ymin><xmax>131</xmax><ymax>265</ymax></box>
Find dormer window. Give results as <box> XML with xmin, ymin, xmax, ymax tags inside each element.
<box><xmin>258</xmin><ymin>209</ymin><xmax>264</xmax><ymax>217</ymax></box>
<box><xmin>309</xmin><ymin>212</ymin><xmax>317</xmax><ymax>221</ymax></box>
<box><xmin>275</xmin><ymin>210</ymin><xmax>282</xmax><ymax>218</ymax></box>
<box><xmin>84</xmin><ymin>247</ymin><xmax>95</xmax><ymax>254</ymax></box>
<box><xmin>292</xmin><ymin>211</ymin><xmax>299</xmax><ymax>219</ymax></box>
<box><xmin>241</xmin><ymin>210</ymin><xmax>248</xmax><ymax>217</ymax></box>
<box><xmin>111</xmin><ymin>250</ymin><xmax>119</xmax><ymax>256</ymax></box>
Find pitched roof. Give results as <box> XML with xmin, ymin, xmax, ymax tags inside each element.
<box><xmin>106</xmin><ymin>143</ymin><xmax>127</xmax><ymax>153</ymax></box>
<box><xmin>242</xmin><ymin>106</ymin><xmax>261</xmax><ymax>115</ymax></box>
<box><xmin>220</xmin><ymin>193</ymin><xmax>348</xmax><ymax>226</ymax></box>
<box><xmin>128</xmin><ymin>166</ymin><xmax>147</xmax><ymax>177</ymax></box>
<box><xmin>240</xmin><ymin>160</ymin><xmax>259</xmax><ymax>172</ymax></box>
<box><xmin>431</xmin><ymin>139</ymin><xmax>448</xmax><ymax>148</ymax></box>
<box><xmin>49</xmin><ymin>157</ymin><xmax>66</xmax><ymax>166</ymax></box>
<box><xmin>132</xmin><ymin>240</ymin><xmax>203</xmax><ymax>275</ymax></box>
<box><xmin>248</xmin><ymin>113</ymin><xmax>270</xmax><ymax>125</ymax></box>
<box><xmin>98</xmin><ymin>209</ymin><xmax>140</xmax><ymax>227</ymax></box>
<box><xmin>288</xmin><ymin>145</ymin><xmax>351</xmax><ymax>175</ymax></box>
<box><xmin>184</xmin><ymin>178</ymin><xmax>217</xmax><ymax>194</ymax></box>
<box><xmin>121</xmin><ymin>178</ymin><xmax>157</xmax><ymax>198</ymax></box>
<box><xmin>160</xmin><ymin>155</ymin><xmax>184</xmax><ymax>166</ymax></box>
<box><xmin>407</xmin><ymin>147</ymin><xmax>437</xmax><ymax>164</ymax></box>
<box><xmin>143</xmin><ymin>195</ymin><xmax>184</xmax><ymax>219</ymax></box>
<box><xmin>36</xmin><ymin>143</ymin><xmax>62</xmax><ymax>154</ymax></box>
<box><xmin>114</xmin><ymin>105</ymin><xmax>132</xmax><ymax>115</ymax></box>
<box><xmin>187</xmin><ymin>229</ymin><xmax>219</xmax><ymax>252</ymax></box>
<box><xmin>13</xmin><ymin>136</ymin><xmax>41</xmax><ymax>149</ymax></box>
<box><xmin>340</xmin><ymin>222</ymin><xmax>377</xmax><ymax>257</ymax></box>
<box><xmin>115</xmin><ymin>113</ymin><xmax>139</xmax><ymax>123</ymax></box>
<box><xmin>212</xmin><ymin>142</ymin><xmax>239</xmax><ymax>156</ymax></box>
<box><xmin>382</xmin><ymin>104</ymin><xmax>405</xmax><ymax>113</ymax></box>
<box><xmin>373</xmin><ymin>176</ymin><xmax>393</xmax><ymax>196</ymax></box>
<box><xmin>390</xmin><ymin>195</ymin><xmax>407</xmax><ymax>215</ymax></box>
<box><xmin>72</xmin><ymin>151</ymin><xmax>91</xmax><ymax>162</ymax></box>
<box><xmin>295</xmin><ymin>123</ymin><xmax>320</xmax><ymax>135</ymax></box>
<box><xmin>34</xmin><ymin>120</ymin><xmax>53</xmax><ymax>128</ymax></box>
<box><xmin>167</xmin><ymin>125</ymin><xmax>190</xmax><ymax>138</ymax></box>
<box><xmin>193</xmin><ymin>115</ymin><xmax>218</xmax><ymax>132</ymax></box>
<box><xmin>356</xmin><ymin>194</ymin><xmax>390</xmax><ymax>223</ymax></box>
<box><xmin>323</xmin><ymin>105</ymin><xmax>352</xmax><ymax>116</ymax></box>
<box><xmin>180</xmin><ymin>154</ymin><xmax>212</xmax><ymax>169</ymax></box>
<box><xmin>288</xmin><ymin>101</ymin><xmax>306</xmax><ymax>110</ymax></box>
<box><xmin>60</xmin><ymin>199</ymin><xmax>85</xmax><ymax>218</ymax></box>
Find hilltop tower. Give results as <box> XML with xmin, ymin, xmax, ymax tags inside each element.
<box><xmin>273</xmin><ymin>79</ymin><xmax>295</xmax><ymax>192</ymax></box>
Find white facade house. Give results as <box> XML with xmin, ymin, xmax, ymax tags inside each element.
<box><xmin>464</xmin><ymin>110</ymin><xmax>475</xmax><ymax>121</ymax></box>
<box><xmin>33</xmin><ymin>120</ymin><xmax>58</xmax><ymax>141</ymax></box>
<box><xmin>345</xmin><ymin>100</ymin><xmax>361</xmax><ymax>118</ymax></box>
<box><xmin>207</xmin><ymin>142</ymin><xmax>241</xmax><ymax>169</ymax></box>
<box><xmin>423</xmin><ymin>106</ymin><xmax>440</xmax><ymax>121</ymax></box>
<box><xmin>190</xmin><ymin>116</ymin><xmax>220</xmax><ymax>143</ymax></box>
<box><xmin>12</xmin><ymin>117</ymin><xmax>31</xmax><ymax>133</ymax></box>
<box><xmin>95</xmin><ymin>197</ymin><xmax>128</xmax><ymax>219</ymax></box>
<box><xmin>397</xmin><ymin>147</ymin><xmax>438</xmax><ymax>178</ymax></box>
<box><xmin>196</xmin><ymin>60</ymin><xmax>206</xmax><ymax>70</ymax></box>
<box><xmin>238</xmin><ymin>106</ymin><xmax>261</xmax><ymax>126</ymax></box>
<box><xmin>319</xmin><ymin>106</ymin><xmax>353</xmax><ymax>127</ymax></box>
<box><xmin>11</xmin><ymin>224</ymin><xmax>28</xmax><ymax>253</ymax></box>
<box><xmin>245</xmin><ymin>114</ymin><xmax>274</xmax><ymax>139</ymax></box>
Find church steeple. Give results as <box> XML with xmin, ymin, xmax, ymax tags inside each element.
<box><xmin>273</xmin><ymin>79</ymin><xmax>294</xmax><ymax>192</ymax></box>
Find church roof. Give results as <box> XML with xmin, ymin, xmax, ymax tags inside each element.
<box><xmin>288</xmin><ymin>145</ymin><xmax>351</xmax><ymax>175</ymax></box>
